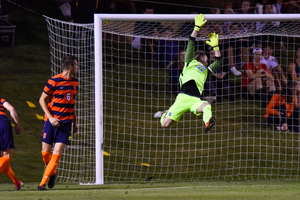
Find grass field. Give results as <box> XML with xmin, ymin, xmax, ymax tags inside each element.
<box><xmin>1</xmin><ymin>179</ymin><xmax>300</xmax><ymax>200</ymax></box>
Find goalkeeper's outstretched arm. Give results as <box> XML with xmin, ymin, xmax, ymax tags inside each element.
<box><xmin>185</xmin><ymin>14</ymin><xmax>207</xmax><ymax>64</ymax></box>
<box><xmin>206</xmin><ymin>32</ymin><xmax>222</xmax><ymax>76</ymax></box>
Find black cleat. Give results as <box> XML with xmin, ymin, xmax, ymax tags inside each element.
<box><xmin>37</xmin><ymin>184</ymin><xmax>47</xmax><ymax>191</ymax></box>
<box><xmin>48</xmin><ymin>170</ymin><xmax>58</xmax><ymax>189</ymax></box>
<box><xmin>205</xmin><ymin>117</ymin><xmax>216</xmax><ymax>132</ymax></box>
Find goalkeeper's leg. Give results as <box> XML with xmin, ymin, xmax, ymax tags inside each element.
<box><xmin>154</xmin><ymin>110</ymin><xmax>174</xmax><ymax>127</ymax></box>
<box><xmin>196</xmin><ymin>102</ymin><xmax>216</xmax><ymax>132</ymax></box>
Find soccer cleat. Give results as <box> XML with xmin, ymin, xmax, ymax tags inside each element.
<box><xmin>15</xmin><ymin>180</ymin><xmax>23</xmax><ymax>191</ymax></box>
<box><xmin>154</xmin><ymin>110</ymin><xmax>167</xmax><ymax>119</ymax></box>
<box><xmin>231</xmin><ymin>66</ymin><xmax>242</xmax><ymax>76</ymax></box>
<box><xmin>37</xmin><ymin>184</ymin><xmax>47</xmax><ymax>191</ymax></box>
<box><xmin>205</xmin><ymin>117</ymin><xmax>216</xmax><ymax>132</ymax></box>
<box><xmin>48</xmin><ymin>170</ymin><xmax>58</xmax><ymax>189</ymax></box>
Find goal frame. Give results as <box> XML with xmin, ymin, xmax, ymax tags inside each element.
<box><xmin>94</xmin><ymin>13</ymin><xmax>300</xmax><ymax>185</ymax></box>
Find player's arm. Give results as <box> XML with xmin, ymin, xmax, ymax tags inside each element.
<box><xmin>3</xmin><ymin>101</ymin><xmax>21</xmax><ymax>134</ymax></box>
<box><xmin>39</xmin><ymin>92</ymin><xmax>60</xmax><ymax>127</ymax></box>
<box><xmin>206</xmin><ymin>32</ymin><xmax>221</xmax><ymax>76</ymax></box>
<box><xmin>185</xmin><ymin>14</ymin><xmax>207</xmax><ymax>64</ymax></box>
<box><xmin>246</xmin><ymin>69</ymin><xmax>267</xmax><ymax>79</ymax></box>
<box><xmin>288</xmin><ymin>61</ymin><xmax>300</xmax><ymax>82</ymax></box>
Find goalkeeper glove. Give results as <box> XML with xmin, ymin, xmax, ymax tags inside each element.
<box><xmin>205</xmin><ymin>32</ymin><xmax>219</xmax><ymax>51</ymax></box>
<box><xmin>194</xmin><ymin>14</ymin><xmax>207</xmax><ymax>31</ymax></box>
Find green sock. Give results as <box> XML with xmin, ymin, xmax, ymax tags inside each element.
<box><xmin>202</xmin><ymin>105</ymin><xmax>212</xmax><ymax>124</ymax></box>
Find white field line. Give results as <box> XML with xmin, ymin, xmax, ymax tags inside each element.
<box><xmin>78</xmin><ymin>184</ymin><xmax>287</xmax><ymax>191</ymax></box>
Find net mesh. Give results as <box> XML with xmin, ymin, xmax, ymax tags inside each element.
<box><xmin>45</xmin><ymin>15</ymin><xmax>300</xmax><ymax>183</ymax></box>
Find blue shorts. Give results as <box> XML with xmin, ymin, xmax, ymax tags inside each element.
<box><xmin>0</xmin><ymin>115</ymin><xmax>14</xmax><ymax>151</ymax></box>
<box><xmin>42</xmin><ymin>120</ymin><xmax>71</xmax><ymax>145</ymax></box>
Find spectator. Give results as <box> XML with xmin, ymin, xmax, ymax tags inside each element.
<box><xmin>209</xmin><ymin>7</ymin><xmax>223</xmax><ymax>39</ymax></box>
<box><xmin>236</xmin><ymin>0</ymin><xmax>253</xmax><ymax>14</ymax></box>
<box><xmin>224</xmin><ymin>22</ymin><xmax>251</xmax><ymax>76</ymax></box>
<box><xmin>132</xmin><ymin>7</ymin><xmax>163</xmax><ymax>56</ymax></box>
<box><xmin>256</xmin><ymin>3</ymin><xmax>286</xmax><ymax>50</ymax></box>
<box><xmin>223</xmin><ymin>4</ymin><xmax>234</xmax><ymax>35</ymax></box>
<box><xmin>256</xmin><ymin>4</ymin><xmax>280</xmax><ymax>32</ymax></box>
<box><xmin>261</xmin><ymin>43</ymin><xmax>287</xmax><ymax>92</ymax></box>
<box><xmin>288</xmin><ymin>45</ymin><xmax>300</xmax><ymax>81</ymax></box>
<box><xmin>210</xmin><ymin>8</ymin><xmax>221</xmax><ymax>14</ymax></box>
<box><xmin>235</xmin><ymin>0</ymin><xmax>255</xmax><ymax>33</ymax></box>
<box><xmin>155</xmin><ymin>27</ymin><xmax>180</xmax><ymax>68</ymax></box>
<box><xmin>241</xmin><ymin>48</ymin><xmax>276</xmax><ymax>107</ymax></box>
<box><xmin>265</xmin><ymin>81</ymin><xmax>300</xmax><ymax>132</ymax></box>
<box><xmin>167</xmin><ymin>50</ymin><xmax>185</xmax><ymax>95</ymax></box>
<box><xmin>255</xmin><ymin>0</ymin><xmax>282</xmax><ymax>14</ymax></box>
<box><xmin>255</xmin><ymin>0</ymin><xmax>269</xmax><ymax>14</ymax></box>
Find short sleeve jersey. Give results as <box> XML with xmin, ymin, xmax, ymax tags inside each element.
<box><xmin>261</xmin><ymin>56</ymin><xmax>278</xmax><ymax>70</ymax></box>
<box><xmin>0</xmin><ymin>98</ymin><xmax>7</xmax><ymax>116</ymax></box>
<box><xmin>242</xmin><ymin>61</ymin><xmax>270</xmax><ymax>88</ymax></box>
<box><xmin>43</xmin><ymin>73</ymin><xmax>79</xmax><ymax>123</ymax></box>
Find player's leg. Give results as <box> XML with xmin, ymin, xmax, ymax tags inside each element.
<box><xmin>41</xmin><ymin>142</ymin><xmax>57</xmax><ymax>176</ymax></box>
<box><xmin>38</xmin><ymin>120</ymin><xmax>56</xmax><ymax>190</ymax></box>
<box><xmin>38</xmin><ymin>142</ymin><xmax>64</xmax><ymax>190</ymax></box>
<box><xmin>266</xmin><ymin>77</ymin><xmax>276</xmax><ymax>101</ymax></box>
<box><xmin>248</xmin><ymin>78</ymin><xmax>262</xmax><ymax>95</ymax></box>
<box><xmin>1</xmin><ymin>149</ymin><xmax>23</xmax><ymax>190</ymax></box>
<box><xmin>161</xmin><ymin>115</ymin><xmax>174</xmax><ymax>128</ymax></box>
<box><xmin>38</xmin><ymin>123</ymin><xmax>70</xmax><ymax>190</ymax></box>
<box><xmin>0</xmin><ymin>120</ymin><xmax>23</xmax><ymax>190</ymax></box>
<box><xmin>0</xmin><ymin>118</ymin><xmax>14</xmax><ymax>173</ymax></box>
<box><xmin>156</xmin><ymin>93</ymin><xmax>191</xmax><ymax>128</ymax></box>
<box><xmin>195</xmin><ymin>101</ymin><xmax>215</xmax><ymax>132</ymax></box>
<box><xmin>154</xmin><ymin>110</ymin><xmax>175</xmax><ymax>127</ymax></box>
<box><xmin>40</xmin><ymin>121</ymin><xmax>57</xmax><ymax>177</ymax></box>
<box><xmin>0</xmin><ymin>149</ymin><xmax>12</xmax><ymax>173</ymax></box>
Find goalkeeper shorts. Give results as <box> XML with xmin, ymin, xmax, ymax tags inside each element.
<box><xmin>165</xmin><ymin>93</ymin><xmax>207</xmax><ymax>122</ymax></box>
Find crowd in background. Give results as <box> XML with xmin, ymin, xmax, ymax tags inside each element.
<box><xmin>55</xmin><ymin>0</ymin><xmax>300</xmax><ymax>132</ymax></box>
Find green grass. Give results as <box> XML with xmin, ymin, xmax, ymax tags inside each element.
<box><xmin>1</xmin><ymin>180</ymin><xmax>300</xmax><ymax>200</ymax></box>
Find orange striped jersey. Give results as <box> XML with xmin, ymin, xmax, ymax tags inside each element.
<box><xmin>264</xmin><ymin>94</ymin><xmax>295</xmax><ymax>118</ymax></box>
<box><xmin>0</xmin><ymin>98</ymin><xmax>7</xmax><ymax>116</ymax></box>
<box><xmin>43</xmin><ymin>73</ymin><xmax>79</xmax><ymax>123</ymax></box>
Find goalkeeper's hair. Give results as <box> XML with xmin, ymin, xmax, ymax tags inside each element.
<box><xmin>61</xmin><ymin>55</ymin><xmax>77</xmax><ymax>70</ymax></box>
<box><xmin>194</xmin><ymin>50</ymin><xmax>206</xmax><ymax>61</ymax></box>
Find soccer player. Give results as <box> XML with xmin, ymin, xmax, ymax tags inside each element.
<box><xmin>37</xmin><ymin>56</ymin><xmax>79</xmax><ymax>190</ymax></box>
<box><xmin>154</xmin><ymin>14</ymin><xmax>221</xmax><ymax>132</ymax></box>
<box><xmin>0</xmin><ymin>97</ymin><xmax>23</xmax><ymax>190</ymax></box>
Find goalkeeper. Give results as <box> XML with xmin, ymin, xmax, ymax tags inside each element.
<box><xmin>154</xmin><ymin>14</ymin><xmax>221</xmax><ymax>132</ymax></box>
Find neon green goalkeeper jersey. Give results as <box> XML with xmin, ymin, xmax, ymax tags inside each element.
<box><xmin>179</xmin><ymin>37</ymin><xmax>221</xmax><ymax>95</ymax></box>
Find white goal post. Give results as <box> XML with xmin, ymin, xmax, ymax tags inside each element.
<box><xmin>45</xmin><ymin>13</ymin><xmax>300</xmax><ymax>185</ymax></box>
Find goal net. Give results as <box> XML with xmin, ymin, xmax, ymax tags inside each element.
<box><xmin>45</xmin><ymin>14</ymin><xmax>300</xmax><ymax>184</ymax></box>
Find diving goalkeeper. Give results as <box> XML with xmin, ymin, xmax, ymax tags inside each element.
<box><xmin>154</xmin><ymin>14</ymin><xmax>221</xmax><ymax>132</ymax></box>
